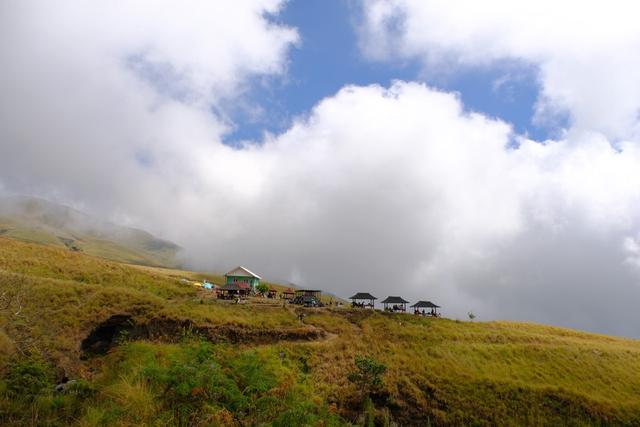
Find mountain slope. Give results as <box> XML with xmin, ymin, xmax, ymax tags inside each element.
<box><xmin>0</xmin><ymin>195</ymin><xmax>181</xmax><ymax>267</ymax></box>
<box><xmin>0</xmin><ymin>238</ymin><xmax>639</xmax><ymax>425</ymax></box>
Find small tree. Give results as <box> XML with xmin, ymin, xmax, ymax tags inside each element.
<box><xmin>255</xmin><ymin>283</ymin><xmax>270</xmax><ymax>295</ymax></box>
<box><xmin>348</xmin><ymin>355</ymin><xmax>387</xmax><ymax>425</ymax></box>
<box><xmin>468</xmin><ymin>311</ymin><xmax>476</xmax><ymax>321</ymax></box>
<box><xmin>347</xmin><ymin>355</ymin><xmax>387</xmax><ymax>396</ymax></box>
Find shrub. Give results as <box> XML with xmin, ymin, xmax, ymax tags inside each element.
<box><xmin>347</xmin><ymin>355</ymin><xmax>387</xmax><ymax>397</ymax></box>
<box><xmin>229</xmin><ymin>351</ymin><xmax>277</xmax><ymax>395</ymax></box>
<box><xmin>4</xmin><ymin>357</ymin><xmax>55</xmax><ymax>401</ymax></box>
<box><xmin>255</xmin><ymin>283</ymin><xmax>270</xmax><ymax>295</ymax></box>
<box><xmin>142</xmin><ymin>341</ymin><xmax>247</xmax><ymax>424</ymax></box>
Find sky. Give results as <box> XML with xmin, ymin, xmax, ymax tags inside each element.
<box><xmin>2</xmin><ymin>0</ymin><xmax>640</xmax><ymax>336</ymax></box>
<box><xmin>228</xmin><ymin>0</ymin><xmax>544</xmax><ymax>142</ymax></box>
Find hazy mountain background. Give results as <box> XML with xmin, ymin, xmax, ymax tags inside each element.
<box><xmin>0</xmin><ymin>195</ymin><xmax>181</xmax><ymax>268</ymax></box>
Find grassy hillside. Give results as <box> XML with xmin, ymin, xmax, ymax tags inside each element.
<box><xmin>0</xmin><ymin>196</ymin><xmax>181</xmax><ymax>267</ymax></box>
<box><xmin>1</xmin><ymin>238</ymin><xmax>640</xmax><ymax>426</ymax></box>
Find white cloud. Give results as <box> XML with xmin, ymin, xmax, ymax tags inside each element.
<box><xmin>156</xmin><ymin>80</ymin><xmax>640</xmax><ymax>336</ymax></box>
<box><xmin>358</xmin><ymin>0</ymin><xmax>640</xmax><ymax>140</ymax></box>
<box><xmin>0</xmin><ymin>0</ymin><xmax>297</xmax><ymax>228</ymax></box>
<box><xmin>3</xmin><ymin>1</ymin><xmax>640</xmax><ymax>337</ymax></box>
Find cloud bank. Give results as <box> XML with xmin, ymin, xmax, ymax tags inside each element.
<box><xmin>359</xmin><ymin>0</ymin><xmax>640</xmax><ymax>140</ymax></box>
<box><xmin>2</xmin><ymin>1</ymin><xmax>640</xmax><ymax>336</ymax></box>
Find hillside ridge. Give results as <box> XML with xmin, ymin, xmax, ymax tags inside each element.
<box><xmin>0</xmin><ymin>195</ymin><xmax>181</xmax><ymax>268</ymax></box>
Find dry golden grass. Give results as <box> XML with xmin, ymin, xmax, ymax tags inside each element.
<box><xmin>1</xmin><ymin>237</ymin><xmax>640</xmax><ymax>425</ymax></box>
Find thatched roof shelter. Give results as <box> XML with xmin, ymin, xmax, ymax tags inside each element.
<box><xmin>410</xmin><ymin>300</ymin><xmax>441</xmax><ymax>316</ymax></box>
<box><xmin>381</xmin><ymin>296</ymin><xmax>409</xmax><ymax>312</ymax></box>
<box><xmin>350</xmin><ymin>292</ymin><xmax>377</xmax><ymax>300</ymax></box>
<box><xmin>349</xmin><ymin>292</ymin><xmax>377</xmax><ymax>308</ymax></box>
<box><xmin>410</xmin><ymin>301</ymin><xmax>440</xmax><ymax>308</ymax></box>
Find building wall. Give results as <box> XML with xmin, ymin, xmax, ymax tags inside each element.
<box><xmin>225</xmin><ymin>275</ymin><xmax>259</xmax><ymax>289</ymax></box>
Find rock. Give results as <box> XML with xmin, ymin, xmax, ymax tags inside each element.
<box><xmin>54</xmin><ymin>379</ymin><xmax>77</xmax><ymax>393</ymax></box>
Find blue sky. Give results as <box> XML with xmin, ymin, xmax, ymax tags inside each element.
<box><xmin>226</xmin><ymin>0</ymin><xmax>548</xmax><ymax>144</ymax></box>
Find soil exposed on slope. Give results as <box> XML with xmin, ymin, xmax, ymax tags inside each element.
<box><xmin>81</xmin><ymin>313</ymin><xmax>326</xmax><ymax>357</ymax></box>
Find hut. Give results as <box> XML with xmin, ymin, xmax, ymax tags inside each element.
<box><xmin>225</xmin><ymin>266</ymin><xmax>261</xmax><ymax>290</ymax></box>
<box><xmin>294</xmin><ymin>289</ymin><xmax>322</xmax><ymax>298</ymax></box>
<box><xmin>381</xmin><ymin>296</ymin><xmax>409</xmax><ymax>312</ymax></box>
<box><xmin>219</xmin><ymin>282</ymin><xmax>251</xmax><ymax>300</ymax></box>
<box><xmin>281</xmin><ymin>288</ymin><xmax>295</xmax><ymax>300</ymax></box>
<box><xmin>349</xmin><ymin>292</ymin><xmax>377</xmax><ymax>309</ymax></box>
<box><xmin>292</xmin><ymin>289</ymin><xmax>323</xmax><ymax>307</ymax></box>
<box><xmin>266</xmin><ymin>286</ymin><xmax>278</xmax><ymax>299</ymax></box>
<box><xmin>410</xmin><ymin>301</ymin><xmax>441</xmax><ymax>317</ymax></box>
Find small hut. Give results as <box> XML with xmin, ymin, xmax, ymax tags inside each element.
<box><xmin>349</xmin><ymin>292</ymin><xmax>377</xmax><ymax>309</ymax></box>
<box><xmin>220</xmin><ymin>282</ymin><xmax>251</xmax><ymax>299</ymax></box>
<box><xmin>292</xmin><ymin>289</ymin><xmax>323</xmax><ymax>307</ymax></box>
<box><xmin>281</xmin><ymin>288</ymin><xmax>295</xmax><ymax>300</ymax></box>
<box><xmin>410</xmin><ymin>301</ymin><xmax>441</xmax><ymax>317</ymax></box>
<box><xmin>294</xmin><ymin>289</ymin><xmax>322</xmax><ymax>298</ymax></box>
<box><xmin>381</xmin><ymin>296</ymin><xmax>409</xmax><ymax>312</ymax></box>
<box><xmin>266</xmin><ymin>286</ymin><xmax>278</xmax><ymax>299</ymax></box>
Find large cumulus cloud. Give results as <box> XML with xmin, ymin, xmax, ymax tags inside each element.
<box><xmin>202</xmin><ymin>82</ymin><xmax>640</xmax><ymax>336</ymax></box>
<box><xmin>3</xmin><ymin>1</ymin><xmax>640</xmax><ymax>336</ymax></box>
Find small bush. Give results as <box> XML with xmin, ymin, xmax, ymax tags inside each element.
<box><xmin>142</xmin><ymin>341</ymin><xmax>247</xmax><ymax>424</ymax></box>
<box><xmin>4</xmin><ymin>357</ymin><xmax>55</xmax><ymax>401</ymax></box>
<box><xmin>347</xmin><ymin>355</ymin><xmax>387</xmax><ymax>397</ymax></box>
<box><xmin>256</xmin><ymin>283</ymin><xmax>270</xmax><ymax>295</ymax></box>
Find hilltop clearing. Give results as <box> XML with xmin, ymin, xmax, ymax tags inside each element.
<box><xmin>0</xmin><ymin>238</ymin><xmax>639</xmax><ymax>425</ymax></box>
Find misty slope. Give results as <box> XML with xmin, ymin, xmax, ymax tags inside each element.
<box><xmin>0</xmin><ymin>195</ymin><xmax>180</xmax><ymax>267</ymax></box>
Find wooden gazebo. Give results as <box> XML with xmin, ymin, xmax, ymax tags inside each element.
<box><xmin>349</xmin><ymin>292</ymin><xmax>377</xmax><ymax>309</ymax></box>
<box><xmin>281</xmin><ymin>288</ymin><xmax>295</xmax><ymax>300</ymax></box>
<box><xmin>381</xmin><ymin>296</ymin><xmax>409</xmax><ymax>312</ymax></box>
<box><xmin>410</xmin><ymin>300</ymin><xmax>441</xmax><ymax>317</ymax></box>
<box><xmin>292</xmin><ymin>289</ymin><xmax>323</xmax><ymax>307</ymax></box>
<box><xmin>295</xmin><ymin>289</ymin><xmax>322</xmax><ymax>298</ymax></box>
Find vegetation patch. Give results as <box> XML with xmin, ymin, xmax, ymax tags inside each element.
<box><xmin>2</xmin><ymin>238</ymin><xmax>640</xmax><ymax>425</ymax></box>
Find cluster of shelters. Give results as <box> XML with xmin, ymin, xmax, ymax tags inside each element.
<box><xmin>192</xmin><ymin>266</ymin><xmax>261</xmax><ymax>300</ymax></box>
<box><xmin>349</xmin><ymin>293</ymin><xmax>441</xmax><ymax>317</ymax></box>
<box><xmin>191</xmin><ymin>266</ymin><xmax>327</xmax><ymax>306</ymax></box>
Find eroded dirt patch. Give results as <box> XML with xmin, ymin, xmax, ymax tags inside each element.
<box><xmin>80</xmin><ymin>314</ymin><xmax>135</xmax><ymax>356</ymax></box>
<box><xmin>81</xmin><ymin>314</ymin><xmax>326</xmax><ymax>356</ymax></box>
